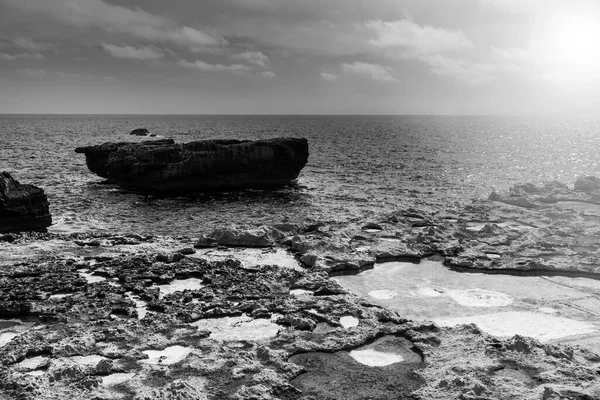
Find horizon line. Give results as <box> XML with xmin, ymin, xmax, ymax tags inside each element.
<box><xmin>0</xmin><ymin>113</ymin><xmax>596</xmax><ymax>118</ymax></box>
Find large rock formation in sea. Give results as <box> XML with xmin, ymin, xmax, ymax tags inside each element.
<box><xmin>0</xmin><ymin>172</ymin><xmax>52</xmax><ymax>233</ymax></box>
<box><xmin>75</xmin><ymin>137</ymin><xmax>309</xmax><ymax>192</ymax></box>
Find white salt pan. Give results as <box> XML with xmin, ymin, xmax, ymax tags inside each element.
<box><xmin>142</xmin><ymin>345</ymin><xmax>193</xmax><ymax>365</ymax></box>
<box><xmin>339</xmin><ymin>316</ymin><xmax>359</xmax><ymax>329</ymax></box>
<box><xmin>71</xmin><ymin>355</ymin><xmax>107</xmax><ymax>367</ymax></box>
<box><xmin>417</xmin><ymin>287</ymin><xmax>444</xmax><ymax>297</ymax></box>
<box><xmin>349</xmin><ymin>349</ymin><xmax>404</xmax><ymax>366</ymax></box>
<box><xmin>446</xmin><ymin>289</ymin><xmax>513</xmax><ymax>307</ymax></box>
<box><xmin>290</xmin><ymin>289</ymin><xmax>313</xmax><ymax>296</ymax></box>
<box><xmin>155</xmin><ymin>278</ymin><xmax>203</xmax><ymax>299</ymax></box>
<box><xmin>435</xmin><ymin>311</ymin><xmax>596</xmax><ymax>342</ymax></box>
<box><xmin>192</xmin><ymin>315</ymin><xmax>281</xmax><ymax>341</ymax></box>
<box><xmin>79</xmin><ymin>269</ymin><xmax>106</xmax><ymax>283</ymax></box>
<box><xmin>368</xmin><ymin>290</ymin><xmax>398</xmax><ymax>300</ymax></box>
<box><xmin>0</xmin><ymin>332</ymin><xmax>18</xmax><ymax>348</ymax></box>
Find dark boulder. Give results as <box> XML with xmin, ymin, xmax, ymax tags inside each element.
<box><xmin>75</xmin><ymin>137</ymin><xmax>309</xmax><ymax>192</ymax></box>
<box><xmin>0</xmin><ymin>172</ymin><xmax>52</xmax><ymax>233</ymax></box>
<box><xmin>130</xmin><ymin>128</ymin><xmax>150</xmax><ymax>136</ymax></box>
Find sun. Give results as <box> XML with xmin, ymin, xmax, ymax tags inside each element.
<box><xmin>531</xmin><ymin>4</ymin><xmax>600</xmax><ymax>91</ymax></box>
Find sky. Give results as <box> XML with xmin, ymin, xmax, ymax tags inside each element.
<box><xmin>1</xmin><ymin>0</ymin><xmax>600</xmax><ymax>115</ymax></box>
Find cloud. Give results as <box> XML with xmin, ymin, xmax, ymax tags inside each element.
<box><xmin>341</xmin><ymin>61</ymin><xmax>397</xmax><ymax>82</ymax></box>
<box><xmin>320</xmin><ymin>72</ymin><xmax>338</xmax><ymax>81</ymax></box>
<box><xmin>13</xmin><ymin>37</ymin><xmax>50</xmax><ymax>51</ymax></box>
<box><xmin>261</xmin><ymin>71</ymin><xmax>276</xmax><ymax>78</ymax></box>
<box><xmin>2</xmin><ymin>0</ymin><xmax>225</xmax><ymax>50</ymax></box>
<box><xmin>19</xmin><ymin>68</ymin><xmax>48</xmax><ymax>77</ymax></box>
<box><xmin>421</xmin><ymin>55</ymin><xmax>498</xmax><ymax>84</ymax></box>
<box><xmin>19</xmin><ymin>68</ymin><xmax>82</xmax><ymax>78</ymax></box>
<box><xmin>231</xmin><ymin>51</ymin><xmax>269</xmax><ymax>67</ymax></box>
<box><xmin>177</xmin><ymin>59</ymin><xmax>252</xmax><ymax>74</ymax></box>
<box><xmin>0</xmin><ymin>52</ymin><xmax>45</xmax><ymax>60</ymax></box>
<box><xmin>101</xmin><ymin>44</ymin><xmax>163</xmax><ymax>60</ymax></box>
<box><xmin>364</xmin><ymin>19</ymin><xmax>472</xmax><ymax>57</ymax></box>
<box><xmin>480</xmin><ymin>0</ymin><xmax>543</xmax><ymax>14</ymax></box>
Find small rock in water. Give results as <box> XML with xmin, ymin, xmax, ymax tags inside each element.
<box><xmin>0</xmin><ymin>172</ymin><xmax>52</xmax><ymax>233</ymax></box>
<box><xmin>130</xmin><ymin>128</ymin><xmax>150</xmax><ymax>136</ymax></box>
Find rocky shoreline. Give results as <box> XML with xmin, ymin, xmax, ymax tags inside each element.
<box><xmin>2</xmin><ymin>176</ymin><xmax>600</xmax><ymax>399</ymax></box>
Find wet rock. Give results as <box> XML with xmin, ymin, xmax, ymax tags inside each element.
<box><xmin>177</xmin><ymin>247</ymin><xmax>196</xmax><ymax>255</ymax></box>
<box><xmin>202</xmin><ymin>226</ymin><xmax>286</xmax><ymax>248</ymax></box>
<box><xmin>0</xmin><ymin>172</ymin><xmax>52</xmax><ymax>233</ymax></box>
<box><xmin>130</xmin><ymin>128</ymin><xmax>149</xmax><ymax>136</ymax></box>
<box><xmin>156</xmin><ymin>252</ymin><xmax>184</xmax><ymax>263</ymax></box>
<box><xmin>75</xmin><ymin>137</ymin><xmax>309</xmax><ymax>192</ymax></box>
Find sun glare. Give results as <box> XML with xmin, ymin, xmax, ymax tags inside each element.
<box><xmin>531</xmin><ymin>5</ymin><xmax>600</xmax><ymax>91</ymax></box>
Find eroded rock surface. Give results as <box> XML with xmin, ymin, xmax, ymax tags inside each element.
<box><xmin>0</xmin><ymin>172</ymin><xmax>52</xmax><ymax>233</ymax></box>
<box><xmin>0</xmin><ymin>232</ymin><xmax>598</xmax><ymax>400</ymax></box>
<box><xmin>75</xmin><ymin>137</ymin><xmax>309</xmax><ymax>192</ymax></box>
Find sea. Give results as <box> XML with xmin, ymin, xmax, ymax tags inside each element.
<box><xmin>2</xmin><ymin>114</ymin><xmax>600</xmax><ymax>236</ymax></box>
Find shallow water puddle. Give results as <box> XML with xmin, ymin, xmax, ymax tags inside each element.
<box><xmin>126</xmin><ymin>293</ymin><xmax>148</xmax><ymax>319</ymax></box>
<box><xmin>194</xmin><ymin>248</ymin><xmax>302</xmax><ymax>270</ymax></box>
<box><xmin>0</xmin><ymin>320</ymin><xmax>35</xmax><ymax>348</ymax></box>
<box><xmin>192</xmin><ymin>314</ymin><xmax>281</xmax><ymax>341</ymax></box>
<box><xmin>142</xmin><ymin>345</ymin><xmax>194</xmax><ymax>365</ymax></box>
<box><xmin>49</xmin><ymin>293</ymin><xmax>72</xmax><ymax>299</ymax></box>
<box><xmin>0</xmin><ymin>332</ymin><xmax>19</xmax><ymax>348</ymax></box>
<box><xmin>102</xmin><ymin>372</ymin><xmax>136</xmax><ymax>387</ymax></box>
<box><xmin>78</xmin><ymin>269</ymin><xmax>107</xmax><ymax>284</ymax></box>
<box><xmin>334</xmin><ymin>260</ymin><xmax>600</xmax><ymax>343</ymax></box>
<box><xmin>70</xmin><ymin>354</ymin><xmax>108</xmax><ymax>367</ymax></box>
<box><xmin>17</xmin><ymin>356</ymin><xmax>49</xmax><ymax>371</ymax></box>
<box><xmin>154</xmin><ymin>278</ymin><xmax>204</xmax><ymax>299</ymax></box>
<box><xmin>349</xmin><ymin>349</ymin><xmax>404</xmax><ymax>366</ymax></box>
<box><xmin>556</xmin><ymin>201</ymin><xmax>600</xmax><ymax>213</ymax></box>
<box><xmin>465</xmin><ymin>220</ymin><xmax>532</xmax><ymax>232</ymax></box>
<box><xmin>290</xmin><ymin>335</ymin><xmax>423</xmax><ymax>399</ymax></box>
<box><xmin>290</xmin><ymin>289</ymin><xmax>313</xmax><ymax>296</ymax></box>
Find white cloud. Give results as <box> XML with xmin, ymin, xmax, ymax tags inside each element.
<box><xmin>364</xmin><ymin>19</ymin><xmax>472</xmax><ymax>57</ymax></box>
<box><xmin>320</xmin><ymin>72</ymin><xmax>338</xmax><ymax>81</ymax></box>
<box><xmin>232</xmin><ymin>51</ymin><xmax>269</xmax><ymax>67</ymax></box>
<box><xmin>177</xmin><ymin>59</ymin><xmax>252</xmax><ymax>74</ymax></box>
<box><xmin>0</xmin><ymin>52</ymin><xmax>45</xmax><ymax>60</ymax></box>
<box><xmin>13</xmin><ymin>37</ymin><xmax>50</xmax><ymax>51</ymax></box>
<box><xmin>101</xmin><ymin>44</ymin><xmax>163</xmax><ymax>60</ymax></box>
<box><xmin>2</xmin><ymin>0</ymin><xmax>225</xmax><ymax>50</ymax></box>
<box><xmin>19</xmin><ymin>68</ymin><xmax>48</xmax><ymax>77</ymax></box>
<box><xmin>341</xmin><ymin>61</ymin><xmax>397</xmax><ymax>82</ymax></box>
<box><xmin>491</xmin><ymin>47</ymin><xmax>532</xmax><ymax>63</ymax></box>
<box><xmin>261</xmin><ymin>71</ymin><xmax>276</xmax><ymax>77</ymax></box>
<box><xmin>422</xmin><ymin>55</ymin><xmax>499</xmax><ymax>85</ymax></box>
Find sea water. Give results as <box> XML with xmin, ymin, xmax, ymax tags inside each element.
<box><xmin>2</xmin><ymin>114</ymin><xmax>600</xmax><ymax>235</ymax></box>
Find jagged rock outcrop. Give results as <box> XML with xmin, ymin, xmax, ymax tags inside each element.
<box><xmin>75</xmin><ymin>137</ymin><xmax>309</xmax><ymax>192</ymax></box>
<box><xmin>0</xmin><ymin>172</ymin><xmax>52</xmax><ymax>233</ymax></box>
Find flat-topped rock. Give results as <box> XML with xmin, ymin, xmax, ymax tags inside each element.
<box><xmin>75</xmin><ymin>137</ymin><xmax>309</xmax><ymax>192</ymax></box>
<box><xmin>0</xmin><ymin>172</ymin><xmax>52</xmax><ymax>233</ymax></box>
